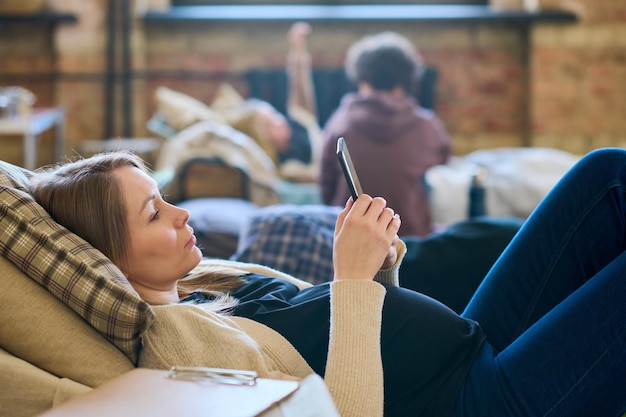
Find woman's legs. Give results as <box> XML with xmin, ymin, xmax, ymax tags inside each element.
<box><xmin>460</xmin><ymin>148</ymin><xmax>626</xmax><ymax>416</ymax></box>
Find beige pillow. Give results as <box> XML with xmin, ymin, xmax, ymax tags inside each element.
<box><xmin>210</xmin><ymin>82</ymin><xmax>246</xmax><ymax>114</ymax></box>
<box><xmin>155</xmin><ymin>86</ymin><xmax>225</xmax><ymax>131</ymax></box>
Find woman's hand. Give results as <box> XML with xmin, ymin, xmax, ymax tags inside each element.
<box><xmin>381</xmin><ymin>234</ymin><xmax>400</xmax><ymax>270</ymax></box>
<box><xmin>288</xmin><ymin>21</ymin><xmax>311</xmax><ymax>51</ymax></box>
<box><xmin>333</xmin><ymin>195</ymin><xmax>401</xmax><ymax>281</ymax></box>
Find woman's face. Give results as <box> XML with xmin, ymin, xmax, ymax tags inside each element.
<box><xmin>113</xmin><ymin>166</ymin><xmax>202</xmax><ymax>294</ymax></box>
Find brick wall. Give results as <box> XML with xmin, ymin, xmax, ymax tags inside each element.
<box><xmin>532</xmin><ymin>0</ymin><xmax>626</xmax><ymax>152</ymax></box>
<box><xmin>0</xmin><ymin>0</ymin><xmax>624</xmax><ymax>167</ymax></box>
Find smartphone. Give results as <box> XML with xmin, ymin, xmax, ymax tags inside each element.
<box><xmin>336</xmin><ymin>137</ymin><xmax>363</xmax><ymax>200</ymax></box>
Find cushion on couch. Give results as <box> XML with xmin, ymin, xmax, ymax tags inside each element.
<box><xmin>0</xmin><ymin>159</ymin><xmax>31</xmax><ymax>190</ymax></box>
<box><xmin>0</xmin><ymin>256</ymin><xmax>134</xmax><ymax>387</ymax></box>
<box><xmin>155</xmin><ymin>86</ymin><xmax>225</xmax><ymax>131</ymax></box>
<box><xmin>232</xmin><ymin>204</ymin><xmax>341</xmax><ymax>284</ymax></box>
<box><xmin>0</xmin><ymin>347</ymin><xmax>92</xmax><ymax>417</ymax></box>
<box><xmin>0</xmin><ymin>161</ymin><xmax>153</xmax><ymax>364</ymax></box>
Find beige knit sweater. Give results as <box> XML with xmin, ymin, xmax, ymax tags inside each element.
<box><xmin>139</xmin><ymin>241</ymin><xmax>407</xmax><ymax>417</ymax></box>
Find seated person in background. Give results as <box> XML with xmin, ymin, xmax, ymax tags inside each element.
<box><xmin>29</xmin><ymin>148</ymin><xmax>626</xmax><ymax>417</ymax></box>
<box><xmin>319</xmin><ymin>31</ymin><xmax>451</xmax><ymax>237</ymax></box>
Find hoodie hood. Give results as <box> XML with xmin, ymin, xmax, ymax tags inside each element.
<box><xmin>338</xmin><ymin>92</ymin><xmax>421</xmax><ymax>143</ymax></box>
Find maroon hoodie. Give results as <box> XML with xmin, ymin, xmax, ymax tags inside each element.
<box><xmin>319</xmin><ymin>91</ymin><xmax>451</xmax><ymax>237</ymax></box>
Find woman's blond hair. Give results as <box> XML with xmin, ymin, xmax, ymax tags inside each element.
<box><xmin>29</xmin><ymin>150</ymin><xmax>246</xmax><ymax>311</ymax></box>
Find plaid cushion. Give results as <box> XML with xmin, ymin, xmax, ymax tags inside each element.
<box><xmin>0</xmin><ymin>162</ymin><xmax>153</xmax><ymax>365</ymax></box>
<box><xmin>231</xmin><ymin>204</ymin><xmax>341</xmax><ymax>285</ymax></box>
<box><xmin>0</xmin><ymin>160</ymin><xmax>31</xmax><ymax>191</ymax></box>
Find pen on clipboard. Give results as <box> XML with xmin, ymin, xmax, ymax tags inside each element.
<box><xmin>166</xmin><ymin>366</ymin><xmax>258</xmax><ymax>386</ymax></box>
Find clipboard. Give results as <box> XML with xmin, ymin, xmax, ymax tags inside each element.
<box><xmin>40</xmin><ymin>368</ymin><xmax>300</xmax><ymax>417</ymax></box>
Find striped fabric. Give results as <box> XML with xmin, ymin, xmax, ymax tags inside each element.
<box><xmin>0</xmin><ymin>161</ymin><xmax>153</xmax><ymax>364</ymax></box>
<box><xmin>0</xmin><ymin>160</ymin><xmax>31</xmax><ymax>191</ymax></box>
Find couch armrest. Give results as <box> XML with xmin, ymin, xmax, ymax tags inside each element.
<box><xmin>0</xmin><ymin>348</ymin><xmax>91</xmax><ymax>417</ymax></box>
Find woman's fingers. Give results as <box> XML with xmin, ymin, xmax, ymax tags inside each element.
<box><xmin>359</xmin><ymin>196</ymin><xmax>400</xmax><ymax>237</ymax></box>
<box><xmin>333</xmin><ymin>195</ymin><xmax>402</xmax><ymax>280</ymax></box>
<box><xmin>334</xmin><ymin>197</ymin><xmax>354</xmax><ymax>237</ymax></box>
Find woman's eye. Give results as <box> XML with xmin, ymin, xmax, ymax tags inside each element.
<box><xmin>150</xmin><ymin>209</ymin><xmax>160</xmax><ymax>221</ymax></box>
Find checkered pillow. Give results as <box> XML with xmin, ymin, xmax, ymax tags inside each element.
<box><xmin>0</xmin><ymin>161</ymin><xmax>153</xmax><ymax>364</ymax></box>
<box><xmin>232</xmin><ymin>204</ymin><xmax>341</xmax><ymax>285</ymax></box>
<box><xmin>0</xmin><ymin>160</ymin><xmax>31</xmax><ymax>191</ymax></box>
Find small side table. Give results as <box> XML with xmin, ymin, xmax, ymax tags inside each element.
<box><xmin>0</xmin><ymin>107</ymin><xmax>66</xmax><ymax>170</ymax></box>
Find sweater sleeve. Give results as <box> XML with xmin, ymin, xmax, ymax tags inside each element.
<box><xmin>324</xmin><ymin>280</ymin><xmax>387</xmax><ymax>417</ymax></box>
<box><xmin>374</xmin><ymin>238</ymin><xmax>406</xmax><ymax>287</ymax></box>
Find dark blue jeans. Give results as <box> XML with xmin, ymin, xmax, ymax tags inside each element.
<box><xmin>454</xmin><ymin>148</ymin><xmax>626</xmax><ymax>416</ymax></box>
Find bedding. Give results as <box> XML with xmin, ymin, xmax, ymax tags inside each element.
<box><xmin>149</xmin><ymin>85</ymin><xmax>323</xmax><ymax>204</ymax></box>
<box><xmin>426</xmin><ymin>147</ymin><xmax>579</xmax><ymax>225</ymax></box>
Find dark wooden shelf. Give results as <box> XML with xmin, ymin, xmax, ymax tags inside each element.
<box><xmin>143</xmin><ymin>5</ymin><xmax>577</xmax><ymax>24</ymax></box>
<box><xmin>0</xmin><ymin>12</ymin><xmax>77</xmax><ymax>24</ymax></box>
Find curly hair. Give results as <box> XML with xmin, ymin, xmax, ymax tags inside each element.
<box><xmin>345</xmin><ymin>31</ymin><xmax>424</xmax><ymax>94</ymax></box>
